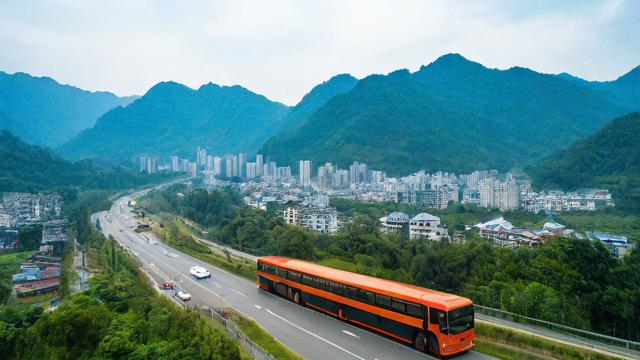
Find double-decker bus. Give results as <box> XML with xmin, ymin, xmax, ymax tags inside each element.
<box><xmin>257</xmin><ymin>256</ymin><xmax>474</xmax><ymax>357</ymax></box>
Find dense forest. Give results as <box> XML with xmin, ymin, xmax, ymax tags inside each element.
<box><xmin>0</xmin><ymin>130</ymin><xmax>173</xmax><ymax>197</ymax></box>
<box><xmin>141</xmin><ymin>187</ymin><xmax>640</xmax><ymax>341</ymax></box>
<box><xmin>530</xmin><ymin>112</ymin><xmax>640</xmax><ymax>212</ymax></box>
<box><xmin>58</xmin><ymin>81</ymin><xmax>289</xmax><ymax>160</ymax></box>
<box><xmin>260</xmin><ymin>54</ymin><xmax>639</xmax><ymax>175</ymax></box>
<box><xmin>0</xmin><ymin>206</ymin><xmax>241</xmax><ymax>360</ymax></box>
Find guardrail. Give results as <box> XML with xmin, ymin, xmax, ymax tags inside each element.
<box><xmin>118</xmin><ymin>238</ymin><xmax>277</xmax><ymax>360</ymax></box>
<box><xmin>475</xmin><ymin>304</ymin><xmax>640</xmax><ymax>353</ymax></box>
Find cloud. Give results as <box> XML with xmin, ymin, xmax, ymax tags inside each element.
<box><xmin>0</xmin><ymin>0</ymin><xmax>637</xmax><ymax>105</ymax></box>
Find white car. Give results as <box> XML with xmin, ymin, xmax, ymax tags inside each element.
<box><xmin>176</xmin><ymin>290</ymin><xmax>192</xmax><ymax>302</ymax></box>
<box><xmin>190</xmin><ymin>266</ymin><xmax>211</xmax><ymax>279</ymax></box>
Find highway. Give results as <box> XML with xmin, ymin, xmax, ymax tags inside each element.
<box><xmin>95</xmin><ymin>192</ymin><xmax>492</xmax><ymax>360</ymax></box>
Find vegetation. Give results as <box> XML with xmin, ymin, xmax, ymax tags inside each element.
<box><xmin>0</xmin><ymin>210</ymin><xmax>242</xmax><ymax>359</ymax></box>
<box><xmin>141</xmin><ymin>186</ymin><xmax>640</xmax><ymax>342</ymax></box>
<box><xmin>530</xmin><ymin>112</ymin><xmax>640</xmax><ymax>212</ymax></box>
<box><xmin>474</xmin><ymin>322</ymin><xmax>621</xmax><ymax>360</ymax></box>
<box><xmin>0</xmin><ymin>70</ymin><xmax>135</xmax><ymax>146</ymax></box>
<box><xmin>260</xmin><ymin>54</ymin><xmax>638</xmax><ymax>174</ymax></box>
<box><xmin>0</xmin><ymin>130</ymin><xmax>173</xmax><ymax>196</ymax></box>
<box><xmin>0</xmin><ymin>251</ymin><xmax>32</xmax><ymax>304</ymax></box>
<box><xmin>236</xmin><ymin>314</ymin><xmax>304</xmax><ymax>360</ymax></box>
<box><xmin>58</xmin><ymin>81</ymin><xmax>290</xmax><ymax>160</ymax></box>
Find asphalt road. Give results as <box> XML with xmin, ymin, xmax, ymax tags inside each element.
<box><xmin>95</xmin><ymin>194</ymin><xmax>492</xmax><ymax>360</ymax></box>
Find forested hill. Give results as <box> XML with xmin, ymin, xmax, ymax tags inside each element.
<box><xmin>58</xmin><ymin>81</ymin><xmax>290</xmax><ymax>161</ymax></box>
<box><xmin>530</xmin><ymin>112</ymin><xmax>640</xmax><ymax>212</ymax></box>
<box><xmin>260</xmin><ymin>74</ymin><xmax>358</xmax><ymax>156</ymax></box>
<box><xmin>0</xmin><ymin>130</ymin><xmax>159</xmax><ymax>195</ymax></box>
<box><xmin>0</xmin><ymin>70</ymin><xmax>136</xmax><ymax>147</ymax></box>
<box><xmin>260</xmin><ymin>54</ymin><xmax>639</xmax><ymax>174</ymax></box>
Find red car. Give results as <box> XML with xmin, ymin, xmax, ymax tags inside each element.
<box><xmin>159</xmin><ymin>281</ymin><xmax>174</xmax><ymax>290</ymax></box>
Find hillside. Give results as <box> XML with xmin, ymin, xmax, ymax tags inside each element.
<box><xmin>260</xmin><ymin>54</ymin><xmax>638</xmax><ymax>174</ymax></box>
<box><xmin>530</xmin><ymin>112</ymin><xmax>640</xmax><ymax>212</ymax></box>
<box><xmin>58</xmin><ymin>82</ymin><xmax>290</xmax><ymax>160</ymax></box>
<box><xmin>0</xmin><ymin>130</ymin><xmax>158</xmax><ymax>194</ymax></box>
<box><xmin>261</xmin><ymin>73</ymin><xmax>358</xmax><ymax>157</ymax></box>
<box><xmin>0</xmin><ymin>71</ymin><xmax>136</xmax><ymax>146</ymax></box>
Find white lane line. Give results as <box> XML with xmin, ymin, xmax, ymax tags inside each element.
<box><xmin>342</xmin><ymin>330</ymin><xmax>359</xmax><ymax>339</ymax></box>
<box><xmin>265</xmin><ymin>308</ymin><xmax>366</xmax><ymax>360</ymax></box>
<box><xmin>253</xmin><ymin>304</ymin><xmax>262</xmax><ymax>310</ymax></box>
<box><xmin>214</xmin><ymin>282</ymin><xmax>223</xmax><ymax>289</ymax></box>
<box><xmin>232</xmin><ymin>289</ymin><xmax>248</xmax><ymax>297</ymax></box>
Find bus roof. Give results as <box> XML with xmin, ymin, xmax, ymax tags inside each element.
<box><xmin>259</xmin><ymin>256</ymin><xmax>472</xmax><ymax>311</ymax></box>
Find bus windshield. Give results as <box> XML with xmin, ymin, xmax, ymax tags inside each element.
<box><xmin>448</xmin><ymin>305</ymin><xmax>474</xmax><ymax>334</ymax></box>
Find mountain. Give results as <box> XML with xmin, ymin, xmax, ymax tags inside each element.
<box><xmin>260</xmin><ymin>54</ymin><xmax>638</xmax><ymax>174</ymax></box>
<box><xmin>58</xmin><ymin>82</ymin><xmax>290</xmax><ymax>161</ymax></box>
<box><xmin>0</xmin><ymin>130</ymin><xmax>158</xmax><ymax>194</ymax></box>
<box><xmin>261</xmin><ymin>74</ymin><xmax>358</xmax><ymax>157</ymax></box>
<box><xmin>0</xmin><ymin>71</ymin><xmax>137</xmax><ymax>146</ymax></box>
<box><xmin>557</xmin><ymin>65</ymin><xmax>640</xmax><ymax>109</ymax></box>
<box><xmin>530</xmin><ymin>112</ymin><xmax>640</xmax><ymax>212</ymax></box>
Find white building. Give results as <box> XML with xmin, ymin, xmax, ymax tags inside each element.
<box><xmin>479</xmin><ymin>178</ymin><xmax>519</xmax><ymax>211</ymax></box>
<box><xmin>283</xmin><ymin>206</ymin><xmax>299</xmax><ymax>225</ymax></box>
<box><xmin>299</xmin><ymin>160</ymin><xmax>312</xmax><ymax>187</ymax></box>
<box><xmin>379</xmin><ymin>212</ymin><xmax>409</xmax><ymax>234</ymax></box>
<box><xmin>409</xmin><ymin>213</ymin><xmax>447</xmax><ymax>241</ymax></box>
<box><xmin>299</xmin><ymin>206</ymin><xmax>338</xmax><ymax>234</ymax></box>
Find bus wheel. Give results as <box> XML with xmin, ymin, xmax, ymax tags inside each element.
<box><xmin>428</xmin><ymin>333</ymin><xmax>440</xmax><ymax>357</ymax></box>
<box><xmin>414</xmin><ymin>332</ymin><xmax>426</xmax><ymax>352</ymax></box>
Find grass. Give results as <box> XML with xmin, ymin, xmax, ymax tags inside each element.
<box><xmin>475</xmin><ymin>322</ymin><xmax>623</xmax><ymax>360</ymax></box>
<box><xmin>236</xmin><ymin>313</ymin><xmax>304</xmax><ymax>360</ymax></box>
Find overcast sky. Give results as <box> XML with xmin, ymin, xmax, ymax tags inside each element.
<box><xmin>0</xmin><ymin>0</ymin><xmax>638</xmax><ymax>105</ymax></box>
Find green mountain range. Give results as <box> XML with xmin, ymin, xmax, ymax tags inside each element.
<box><xmin>0</xmin><ymin>130</ymin><xmax>156</xmax><ymax>194</ymax></box>
<box><xmin>530</xmin><ymin>112</ymin><xmax>640</xmax><ymax>212</ymax></box>
<box><xmin>261</xmin><ymin>73</ymin><xmax>358</xmax><ymax>156</ymax></box>
<box><xmin>261</xmin><ymin>54</ymin><xmax>639</xmax><ymax>174</ymax></box>
<box><xmin>58</xmin><ymin>82</ymin><xmax>290</xmax><ymax>160</ymax></box>
<box><xmin>0</xmin><ymin>71</ymin><xmax>136</xmax><ymax>146</ymax></box>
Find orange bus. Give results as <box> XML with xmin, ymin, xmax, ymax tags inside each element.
<box><xmin>257</xmin><ymin>256</ymin><xmax>474</xmax><ymax>357</ymax></box>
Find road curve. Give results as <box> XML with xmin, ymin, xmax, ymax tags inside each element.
<box><xmin>95</xmin><ymin>193</ymin><xmax>492</xmax><ymax>360</ymax></box>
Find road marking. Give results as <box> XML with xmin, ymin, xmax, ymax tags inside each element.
<box><xmin>232</xmin><ymin>289</ymin><xmax>248</xmax><ymax>297</ymax></box>
<box><xmin>214</xmin><ymin>282</ymin><xmax>223</xmax><ymax>289</ymax></box>
<box><xmin>342</xmin><ymin>330</ymin><xmax>359</xmax><ymax>338</ymax></box>
<box><xmin>253</xmin><ymin>304</ymin><xmax>262</xmax><ymax>310</ymax></box>
<box><xmin>265</xmin><ymin>308</ymin><xmax>365</xmax><ymax>360</ymax></box>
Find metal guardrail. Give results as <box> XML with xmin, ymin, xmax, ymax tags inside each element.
<box><xmin>177</xmin><ymin>302</ymin><xmax>275</xmax><ymax>360</ymax></box>
<box><xmin>475</xmin><ymin>304</ymin><xmax>640</xmax><ymax>352</ymax></box>
<box><xmin>119</xmin><ymin>240</ymin><xmax>277</xmax><ymax>360</ymax></box>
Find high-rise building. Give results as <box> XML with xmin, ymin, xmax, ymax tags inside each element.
<box><xmin>171</xmin><ymin>156</ymin><xmax>179</xmax><ymax>172</ymax></box>
<box><xmin>225</xmin><ymin>157</ymin><xmax>233</xmax><ymax>178</ymax></box>
<box><xmin>246</xmin><ymin>162</ymin><xmax>257</xmax><ymax>179</ymax></box>
<box><xmin>238</xmin><ymin>153</ymin><xmax>247</xmax><ymax>178</ymax></box>
<box><xmin>139</xmin><ymin>156</ymin><xmax>156</xmax><ymax>174</ymax></box>
<box><xmin>299</xmin><ymin>160</ymin><xmax>311</xmax><ymax>187</ymax></box>
<box><xmin>479</xmin><ymin>178</ymin><xmax>520</xmax><ymax>211</ymax></box>
<box><xmin>213</xmin><ymin>156</ymin><xmax>222</xmax><ymax>176</ymax></box>
<box><xmin>256</xmin><ymin>154</ymin><xmax>263</xmax><ymax>177</ymax></box>
<box><xmin>197</xmin><ymin>147</ymin><xmax>207</xmax><ymax>167</ymax></box>
<box><xmin>231</xmin><ymin>155</ymin><xmax>238</xmax><ymax>177</ymax></box>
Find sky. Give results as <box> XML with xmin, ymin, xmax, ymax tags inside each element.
<box><xmin>0</xmin><ymin>0</ymin><xmax>638</xmax><ymax>105</ymax></box>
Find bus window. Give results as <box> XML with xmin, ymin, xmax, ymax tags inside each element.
<box><xmin>438</xmin><ymin>311</ymin><xmax>449</xmax><ymax>334</ymax></box>
<box><xmin>290</xmin><ymin>271</ymin><xmax>302</xmax><ymax>283</ymax></box>
<box><xmin>302</xmin><ymin>274</ymin><xmax>314</xmax><ymax>287</ymax></box>
<box><xmin>448</xmin><ymin>305</ymin><xmax>474</xmax><ymax>334</ymax></box>
<box><xmin>406</xmin><ymin>302</ymin><xmax>422</xmax><ymax>317</ymax></box>
<box><xmin>279</xmin><ymin>269</ymin><xmax>289</xmax><ymax>279</ymax></box>
<box><xmin>429</xmin><ymin>307</ymin><xmax>448</xmax><ymax>333</ymax></box>
<box><xmin>376</xmin><ymin>294</ymin><xmax>391</xmax><ymax>307</ymax></box>
<box><xmin>391</xmin><ymin>298</ymin><xmax>406</xmax><ymax>312</ymax></box>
